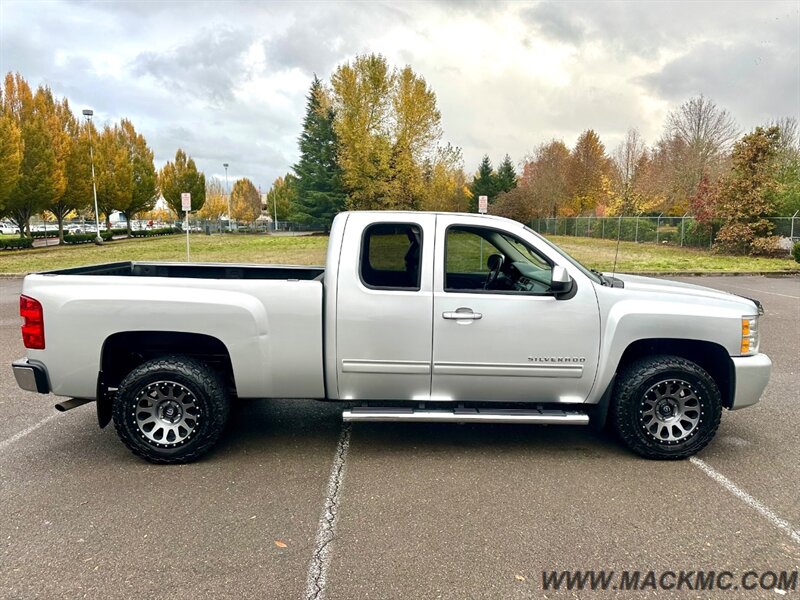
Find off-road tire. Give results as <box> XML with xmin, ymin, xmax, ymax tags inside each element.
<box><xmin>113</xmin><ymin>356</ymin><xmax>229</xmax><ymax>464</ymax></box>
<box><xmin>611</xmin><ymin>355</ymin><xmax>722</xmax><ymax>460</ymax></box>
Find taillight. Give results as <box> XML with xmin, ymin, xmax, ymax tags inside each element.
<box><xmin>20</xmin><ymin>295</ymin><xmax>45</xmax><ymax>349</ymax></box>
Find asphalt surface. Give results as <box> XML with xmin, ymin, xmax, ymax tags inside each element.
<box><xmin>0</xmin><ymin>275</ymin><xmax>798</xmax><ymax>599</ymax></box>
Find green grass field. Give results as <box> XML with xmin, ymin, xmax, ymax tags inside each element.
<box><xmin>0</xmin><ymin>232</ymin><xmax>797</xmax><ymax>275</ymax></box>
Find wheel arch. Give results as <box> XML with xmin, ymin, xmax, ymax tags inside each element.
<box><xmin>616</xmin><ymin>338</ymin><xmax>734</xmax><ymax>409</ymax></box>
<box><xmin>97</xmin><ymin>331</ymin><xmax>236</xmax><ymax>427</ymax></box>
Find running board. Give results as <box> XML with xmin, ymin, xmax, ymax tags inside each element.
<box><xmin>342</xmin><ymin>407</ymin><xmax>589</xmax><ymax>425</ymax></box>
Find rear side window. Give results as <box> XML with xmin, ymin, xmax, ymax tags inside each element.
<box><xmin>360</xmin><ymin>223</ymin><xmax>422</xmax><ymax>291</ymax></box>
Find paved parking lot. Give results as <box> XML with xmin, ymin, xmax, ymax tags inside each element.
<box><xmin>1</xmin><ymin>275</ymin><xmax>798</xmax><ymax>599</ymax></box>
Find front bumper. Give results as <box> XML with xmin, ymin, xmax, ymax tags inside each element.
<box><xmin>12</xmin><ymin>358</ymin><xmax>50</xmax><ymax>394</ymax></box>
<box><xmin>730</xmin><ymin>353</ymin><xmax>772</xmax><ymax>410</ymax></box>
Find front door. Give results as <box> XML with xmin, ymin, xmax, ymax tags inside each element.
<box><xmin>431</xmin><ymin>217</ymin><xmax>600</xmax><ymax>403</ymax></box>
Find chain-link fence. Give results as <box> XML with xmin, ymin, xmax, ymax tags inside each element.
<box><xmin>529</xmin><ymin>215</ymin><xmax>800</xmax><ymax>248</ymax></box>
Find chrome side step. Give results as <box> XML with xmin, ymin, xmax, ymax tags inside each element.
<box><xmin>342</xmin><ymin>407</ymin><xmax>589</xmax><ymax>425</ymax></box>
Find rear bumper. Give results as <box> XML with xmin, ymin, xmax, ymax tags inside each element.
<box><xmin>730</xmin><ymin>353</ymin><xmax>771</xmax><ymax>410</ymax></box>
<box><xmin>12</xmin><ymin>359</ymin><xmax>50</xmax><ymax>394</ymax></box>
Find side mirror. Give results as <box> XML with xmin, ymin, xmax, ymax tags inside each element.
<box><xmin>551</xmin><ymin>265</ymin><xmax>574</xmax><ymax>297</ymax></box>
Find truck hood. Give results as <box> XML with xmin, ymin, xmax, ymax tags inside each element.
<box><xmin>608</xmin><ymin>273</ymin><xmax>761</xmax><ymax>314</ymax></box>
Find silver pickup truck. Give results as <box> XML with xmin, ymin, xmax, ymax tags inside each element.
<box><xmin>12</xmin><ymin>211</ymin><xmax>772</xmax><ymax>463</ymax></box>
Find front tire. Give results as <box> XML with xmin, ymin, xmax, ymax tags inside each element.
<box><xmin>611</xmin><ymin>355</ymin><xmax>722</xmax><ymax>460</ymax></box>
<box><xmin>112</xmin><ymin>356</ymin><xmax>229</xmax><ymax>464</ymax></box>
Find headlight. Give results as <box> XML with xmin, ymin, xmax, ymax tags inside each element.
<box><xmin>741</xmin><ymin>316</ymin><xmax>759</xmax><ymax>355</ymax></box>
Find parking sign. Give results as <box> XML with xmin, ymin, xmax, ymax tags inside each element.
<box><xmin>181</xmin><ymin>192</ymin><xmax>191</xmax><ymax>212</ymax></box>
<box><xmin>478</xmin><ymin>195</ymin><xmax>488</xmax><ymax>214</ymax></box>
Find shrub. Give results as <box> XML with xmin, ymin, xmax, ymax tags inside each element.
<box><xmin>131</xmin><ymin>227</ymin><xmax>180</xmax><ymax>237</ymax></box>
<box><xmin>0</xmin><ymin>237</ymin><xmax>34</xmax><ymax>250</ymax></box>
<box><xmin>749</xmin><ymin>236</ymin><xmax>785</xmax><ymax>257</ymax></box>
<box><xmin>714</xmin><ymin>223</ymin><xmax>753</xmax><ymax>255</ymax></box>
<box><xmin>793</xmin><ymin>242</ymin><xmax>800</xmax><ymax>263</ymax></box>
<box><xmin>30</xmin><ymin>230</ymin><xmax>58</xmax><ymax>239</ymax></box>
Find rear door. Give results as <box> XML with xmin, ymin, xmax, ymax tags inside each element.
<box><xmin>431</xmin><ymin>215</ymin><xmax>600</xmax><ymax>403</ymax></box>
<box><xmin>335</xmin><ymin>213</ymin><xmax>436</xmax><ymax>400</ymax></box>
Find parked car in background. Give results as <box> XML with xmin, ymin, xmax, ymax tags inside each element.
<box><xmin>1</xmin><ymin>221</ymin><xmax>21</xmax><ymax>235</ymax></box>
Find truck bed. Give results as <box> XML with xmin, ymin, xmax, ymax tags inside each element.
<box><xmin>43</xmin><ymin>261</ymin><xmax>325</xmax><ymax>281</ymax></box>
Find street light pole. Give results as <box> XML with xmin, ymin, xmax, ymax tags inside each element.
<box><xmin>82</xmin><ymin>109</ymin><xmax>103</xmax><ymax>244</ymax></box>
<box><xmin>223</xmin><ymin>163</ymin><xmax>230</xmax><ymax>232</ymax></box>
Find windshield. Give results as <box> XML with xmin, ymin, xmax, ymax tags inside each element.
<box><xmin>523</xmin><ymin>226</ymin><xmax>602</xmax><ymax>284</ymax></box>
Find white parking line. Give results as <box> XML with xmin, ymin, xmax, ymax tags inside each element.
<box><xmin>0</xmin><ymin>413</ymin><xmax>58</xmax><ymax>452</ymax></box>
<box><xmin>305</xmin><ymin>423</ymin><xmax>352</xmax><ymax>600</ymax></box>
<box><xmin>690</xmin><ymin>457</ymin><xmax>800</xmax><ymax>545</ymax></box>
<box><xmin>715</xmin><ymin>283</ymin><xmax>799</xmax><ymax>300</ymax></box>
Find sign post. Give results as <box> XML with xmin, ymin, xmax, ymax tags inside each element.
<box><xmin>181</xmin><ymin>192</ymin><xmax>191</xmax><ymax>262</ymax></box>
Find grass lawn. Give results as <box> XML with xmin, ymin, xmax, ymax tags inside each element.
<box><xmin>0</xmin><ymin>232</ymin><xmax>797</xmax><ymax>275</ymax></box>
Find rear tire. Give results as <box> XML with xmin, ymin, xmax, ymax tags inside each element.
<box><xmin>611</xmin><ymin>355</ymin><xmax>721</xmax><ymax>460</ymax></box>
<box><xmin>112</xmin><ymin>356</ymin><xmax>229</xmax><ymax>464</ymax></box>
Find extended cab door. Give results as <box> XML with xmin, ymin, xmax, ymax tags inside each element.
<box><xmin>431</xmin><ymin>215</ymin><xmax>600</xmax><ymax>403</ymax></box>
<box><xmin>333</xmin><ymin>213</ymin><xmax>435</xmax><ymax>400</ymax></box>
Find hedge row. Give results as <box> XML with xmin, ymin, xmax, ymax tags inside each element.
<box><xmin>0</xmin><ymin>237</ymin><xmax>34</xmax><ymax>250</ymax></box>
<box><xmin>130</xmin><ymin>227</ymin><xmax>181</xmax><ymax>237</ymax></box>
<box><xmin>63</xmin><ymin>231</ymin><xmax>114</xmax><ymax>244</ymax></box>
<box><xmin>29</xmin><ymin>227</ymin><xmax>129</xmax><ymax>239</ymax></box>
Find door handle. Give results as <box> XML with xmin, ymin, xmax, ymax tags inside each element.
<box><xmin>442</xmin><ymin>309</ymin><xmax>483</xmax><ymax>320</ymax></box>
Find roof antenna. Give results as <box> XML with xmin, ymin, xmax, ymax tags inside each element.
<box><xmin>610</xmin><ymin>214</ymin><xmax>622</xmax><ymax>286</ymax></box>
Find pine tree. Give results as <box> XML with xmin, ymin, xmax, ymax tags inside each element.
<box><xmin>495</xmin><ymin>154</ymin><xmax>517</xmax><ymax>194</ymax></box>
<box><xmin>293</xmin><ymin>76</ymin><xmax>346</xmax><ymax>227</ymax></box>
<box><xmin>469</xmin><ymin>155</ymin><xmax>497</xmax><ymax>211</ymax></box>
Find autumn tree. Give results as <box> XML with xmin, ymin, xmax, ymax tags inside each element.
<box><xmin>469</xmin><ymin>155</ymin><xmax>497</xmax><ymax>211</ymax></box>
<box><xmin>159</xmin><ymin>149</ymin><xmax>206</xmax><ymax>217</ymax></box>
<box><xmin>48</xmin><ymin>103</ymin><xmax>91</xmax><ymax>242</ymax></box>
<box><xmin>3</xmin><ymin>75</ymin><xmax>64</xmax><ymax>236</ymax></box>
<box><xmin>115</xmin><ymin>119</ymin><xmax>156</xmax><ymax>233</ymax></box>
<box><xmin>520</xmin><ymin>140</ymin><xmax>570</xmax><ymax>218</ymax></box>
<box><xmin>688</xmin><ymin>175</ymin><xmax>720</xmax><ymax>230</ymax></box>
<box><xmin>293</xmin><ymin>76</ymin><xmax>346</xmax><ymax>226</ymax></box>
<box><xmin>0</xmin><ymin>95</ymin><xmax>22</xmax><ymax>214</ymax></box>
<box><xmin>199</xmin><ymin>179</ymin><xmax>227</xmax><ymax>224</ymax></box>
<box><xmin>566</xmin><ymin>129</ymin><xmax>612</xmax><ymax>215</ymax></box>
<box><xmin>655</xmin><ymin>95</ymin><xmax>738</xmax><ymax>212</ymax></box>
<box><xmin>330</xmin><ymin>54</ymin><xmax>443</xmax><ymax>211</ymax></box>
<box><xmin>331</xmin><ymin>54</ymin><xmax>394</xmax><ymax>209</ymax></box>
<box><xmin>715</xmin><ymin>126</ymin><xmax>781</xmax><ymax>254</ymax></box>
<box><xmin>609</xmin><ymin>128</ymin><xmax>648</xmax><ymax>215</ymax></box>
<box><xmin>386</xmin><ymin>66</ymin><xmax>442</xmax><ymax>209</ymax></box>
<box><xmin>420</xmin><ymin>144</ymin><xmax>470</xmax><ymax>213</ymax></box>
<box><xmin>230</xmin><ymin>177</ymin><xmax>261</xmax><ymax>223</ymax></box>
<box><xmin>265</xmin><ymin>173</ymin><xmax>297</xmax><ymax>223</ymax></box>
<box><xmin>495</xmin><ymin>155</ymin><xmax>517</xmax><ymax>194</ymax></box>
<box><xmin>94</xmin><ymin>123</ymin><xmax>131</xmax><ymax>228</ymax></box>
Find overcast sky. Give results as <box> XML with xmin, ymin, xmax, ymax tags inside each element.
<box><xmin>1</xmin><ymin>0</ymin><xmax>798</xmax><ymax>192</ymax></box>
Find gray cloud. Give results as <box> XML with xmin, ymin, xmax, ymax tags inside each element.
<box><xmin>638</xmin><ymin>40</ymin><xmax>799</xmax><ymax>128</ymax></box>
<box><xmin>521</xmin><ymin>2</ymin><xmax>585</xmax><ymax>45</ymax></box>
<box><xmin>132</xmin><ymin>28</ymin><xmax>255</xmax><ymax>104</ymax></box>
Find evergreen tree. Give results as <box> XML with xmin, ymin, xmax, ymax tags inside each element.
<box><xmin>495</xmin><ymin>154</ymin><xmax>517</xmax><ymax>194</ymax></box>
<box><xmin>469</xmin><ymin>155</ymin><xmax>497</xmax><ymax>211</ymax></box>
<box><xmin>293</xmin><ymin>76</ymin><xmax>346</xmax><ymax>227</ymax></box>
